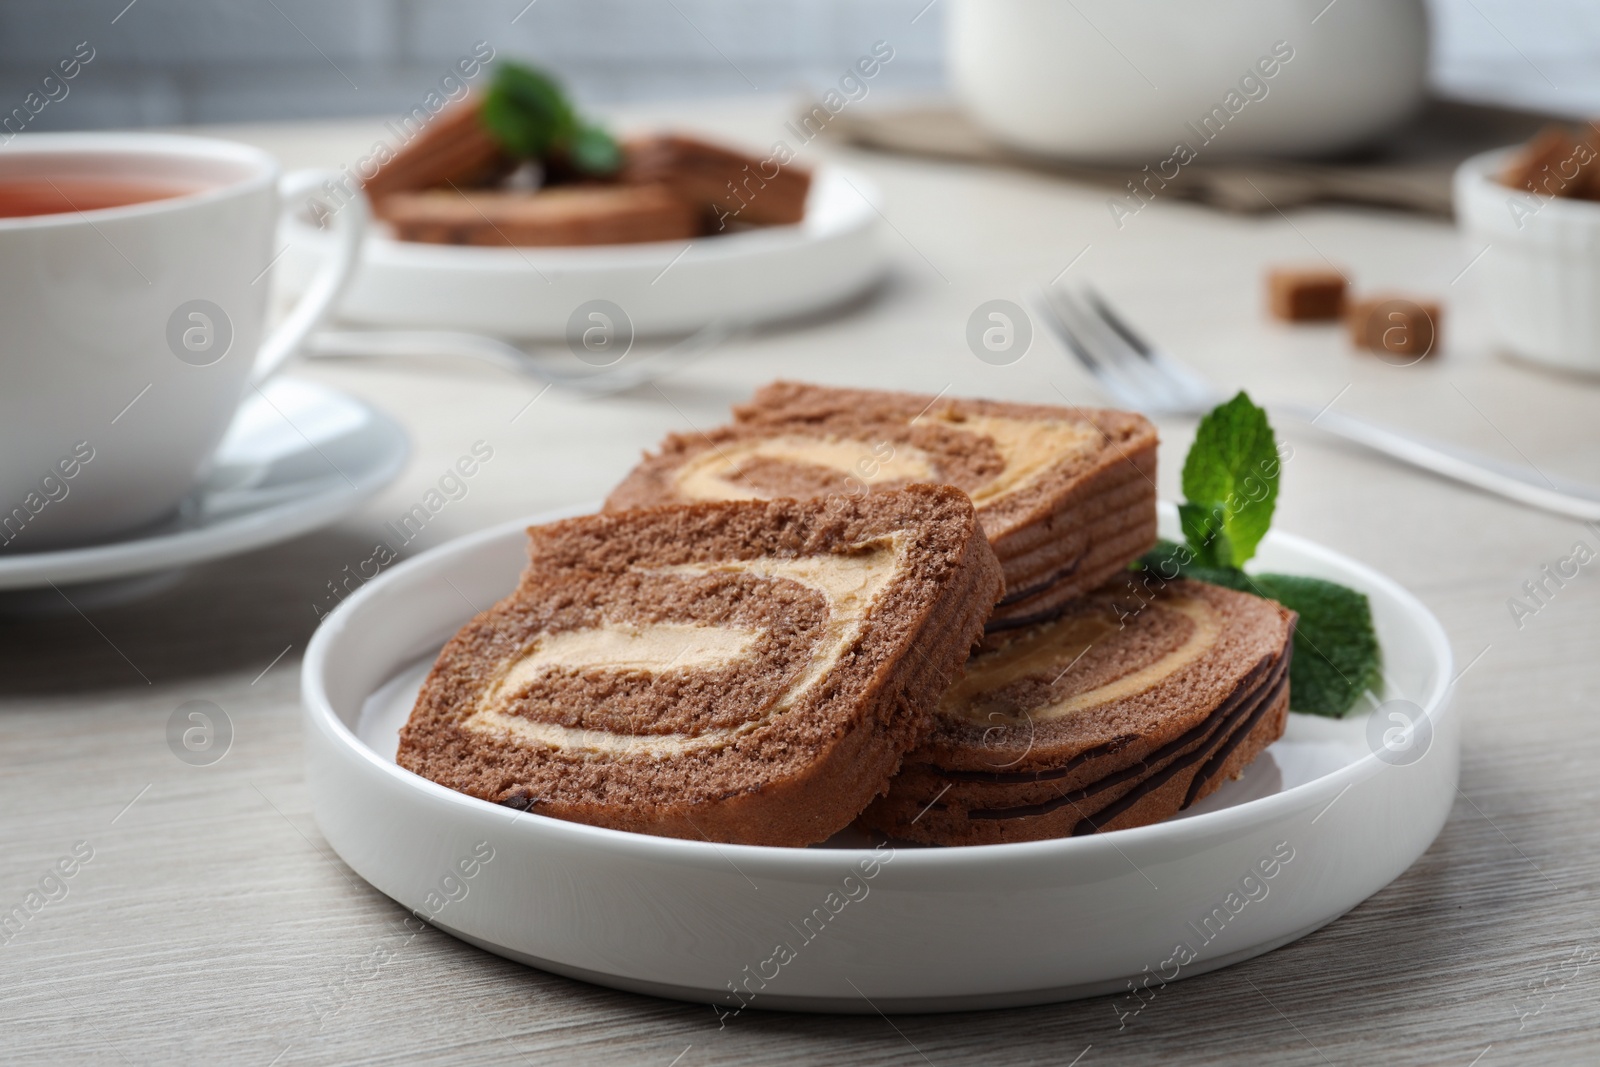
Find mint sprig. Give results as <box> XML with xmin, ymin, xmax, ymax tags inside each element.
<box><xmin>1179</xmin><ymin>391</ymin><xmax>1280</xmax><ymax>567</ymax></box>
<box><xmin>1246</xmin><ymin>574</ymin><xmax>1382</xmax><ymax>716</ymax></box>
<box><xmin>479</xmin><ymin>62</ymin><xmax>620</xmax><ymax>176</ymax></box>
<box><xmin>1137</xmin><ymin>392</ymin><xmax>1381</xmax><ymax>717</ymax></box>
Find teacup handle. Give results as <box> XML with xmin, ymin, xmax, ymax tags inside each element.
<box><xmin>251</xmin><ymin>168</ymin><xmax>369</xmax><ymax>384</ymax></box>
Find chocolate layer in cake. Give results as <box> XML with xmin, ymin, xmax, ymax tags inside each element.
<box><xmin>621</xmin><ymin>134</ymin><xmax>811</xmax><ymax>227</ymax></box>
<box><xmin>605</xmin><ymin>382</ymin><xmax>1158</xmax><ymax>634</ymax></box>
<box><xmin>397</xmin><ymin>485</ymin><xmax>1003</xmax><ymax>847</ymax></box>
<box><xmin>859</xmin><ymin>577</ymin><xmax>1294</xmax><ymax>845</ymax></box>
<box><xmin>362</xmin><ymin>97</ymin><xmax>514</xmax><ymax>201</ymax></box>
<box><xmin>376</xmin><ymin>185</ymin><xmax>702</xmax><ymax>247</ymax></box>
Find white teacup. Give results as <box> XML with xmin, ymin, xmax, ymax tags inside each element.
<box><xmin>0</xmin><ymin>133</ymin><xmax>366</xmax><ymax>550</ymax></box>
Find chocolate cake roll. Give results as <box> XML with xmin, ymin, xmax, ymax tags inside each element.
<box><xmin>376</xmin><ymin>185</ymin><xmax>702</xmax><ymax>247</ymax></box>
<box><xmin>606</xmin><ymin>382</ymin><xmax>1159</xmax><ymax>635</ymax></box>
<box><xmin>362</xmin><ymin>97</ymin><xmax>514</xmax><ymax>201</ymax></box>
<box><xmin>621</xmin><ymin>134</ymin><xmax>811</xmax><ymax>227</ymax></box>
<box><xmin>860</xmin><ymin>578</ymin><xmax>1294</xmax><ymax>845</ymax></box>
<box><xmin>398</xmin><ymin>485</ymin><xmax>1004</xmax><ymax>847</ymax></box>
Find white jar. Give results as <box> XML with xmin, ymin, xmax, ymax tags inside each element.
<box><xmin>948</xmin><ymin>0</ymin><xmax>1429</xmax><ymax>162</ymax></box>
<box><xmin>1455</xmin><ymin>146</ymin><xmax>1600</xmax><ymax>374</ymax></box>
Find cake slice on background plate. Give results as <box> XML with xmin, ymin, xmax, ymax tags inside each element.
<box><xmin>376</xmin><ymin>185</ymin><xmax>702</xmax><ymax>246</ymax></box>
<box><xmin>606</xmin><ymin>381</ymin><xmax>1159</xmax><ymax>638</ymax></box>
<box><xmin>398</xmin><ymin>485</ymin><xmax>1003</xmax><ymax>847</ymax></box>
<box><xmin>860</xmin><ymin>577</ymin><xmax>1295</xmax><ymax>845</ymax></box>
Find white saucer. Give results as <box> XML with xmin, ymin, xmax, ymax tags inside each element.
<box><xmin>302</xmin><ymin>504</ymin><xmax>1456</xmax><ymax>1013</ymax></box>
<box><xmin>0</xmin><ymin>378</ymin><xmax>408</xmax><ymax>602</ymax></box>
<box><xmin>278</xmin><ymin>166</ymin><xmax>888</xmax><ymax>339</ymax></box>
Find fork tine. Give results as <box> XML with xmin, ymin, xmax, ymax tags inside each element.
<box><xmin>1033</xmin><ymin>288</ymin><xmax>1154</xmax><ymax>410</ymax></box>
<box><xmin>1059</xmin><ymin>287</ymin><xmax>1197</xmax><ymax>411</ymax></box>
<box><xmin>1081</xmin><ymin>286</ymin><xmax>1155</xmax><ymax>356</ymax></box>
<box><xmin>1079</xmin><ymin>285</ymin><xmax>1220</xmax><ymax>411</ymax></box>
<box><xmin>1031</xmin><ymin>289</ymin><xmax>1114</xmax><ymax>384</ymax></box>
<box><xmin>1043</xmin><ymin>286</ymin><xmax>1192</xmax><ymax>412</ymax></box>
<box><xmin>1056</xmin><ymin>287</ymin><xmax>1184</xmax><ymax>409</ymax></box>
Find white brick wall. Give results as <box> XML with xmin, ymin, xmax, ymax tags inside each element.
<box><xmin>0</xmin><ymin>0</ymin><xmax>944</xmax><ymax>130</ymax></box>
<box><xmin>0</xmin><ymin>0</ymin><xmax>1595</xmax><ymax>132</ymax></box>
<box><xmin>1428</xmin><ymin>0</ymin><xmax>1600</xmax><ymax>117</ymax></box>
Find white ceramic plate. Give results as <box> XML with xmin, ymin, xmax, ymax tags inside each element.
<box><xmin>0</xmin><ymin>378</ymin><xmax>408</xmax><ymax>600</ymax></box>
<box><xmin>302</xmin><ymin>503</ymin><xmax>1456</xmax><ymax>1013</ymax></box>
<box><xmin>278</xmin><ymin>166</ymin><xmax>888</xmax><ymax>339</ymax></box>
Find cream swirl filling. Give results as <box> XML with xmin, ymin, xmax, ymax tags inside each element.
<box><xmin>671</xmin><ymin>435</ymin><xmax>936</xmax><ymax>502</ymax></box>
<box><xmin>911</xmin><ymin>412</ymin><xmax>1102</xmax><ymax>507</ymax></box>
<box><xmin>484</xmin><ymin>622</ymin><xmax>761</xmax><ymax>699</ymax></box>
<box><xmin>463</xmin><ymin>534</ymin><xmax>909</xmax><ymax>758</ymax></box>
<box><xmin>668</xmin><ymin>415</ymin><xmax>1102</xmax><ymax>509</ymax></box>
<box><xmin>947</xmin><ymin>596</ymin><xmax>1222</xmax><ymax>726</ymax></box>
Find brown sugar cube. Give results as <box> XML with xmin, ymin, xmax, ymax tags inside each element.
<box><xmin>1346</xmin><ymin>295</ymin><xmax>1441</xmax><ymax>359</ymax></box>
<box><xmin>1266</xmin><ymin>265</ymin><xmax>1348</xmax><ymax>321</ymax></box>
<box><xmin>1576</xmin><ymin>123</ymin><xmax>1600</xmax><ymax>201</ymax></box>
<box><xmin>620</xmin><ymin>134</ymin><xmax>811</xmax><ymax>228</ymax></box>
<box><xmin>363</xmin><ymin>97</ymin><xmax>515</xmax><ymax>200</ymax></box>
<box><xmin>377</xmin><ymin>185</ymin><xmax>702</xmax><ymax>247</ymax></box>
<box><xmin>1499</xmin><ymin>125</ymin><xmax>1585</xmax><ymax>199</ymax></box>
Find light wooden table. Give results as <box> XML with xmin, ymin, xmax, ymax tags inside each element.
<box><xmin>4</xmin><ymin>100</ymin><xmax>1598</xmax><ymax>1066</ymax></box>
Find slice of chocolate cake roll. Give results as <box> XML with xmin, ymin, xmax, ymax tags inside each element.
<box><xmin>859</xmin><ymin>578</ymin><xmax>1294</xmax><ymax>845</ymax></box>
<box><xmin>397</xmin><ymin>485</ymin><xmax>1003</xmax><ymax>847</ymax></box>
<box><xmin>377</xmin><ymin>186</ymin><xmax>703</xmax><ymax>247</ymax></box>
<box><xmin>605</xmin><ymin>382</ymin><xmax>1159</xmax><ymax>636</ymax></box>
<box><xmin>620</xmin><ymin>134</ymin><xmax>812</xmax><ymax>227</ymax></box>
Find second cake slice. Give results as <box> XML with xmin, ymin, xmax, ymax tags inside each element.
<box><xmin>859</xmin><ymin>577</ymin><xmax>1295</xmax><ymax>845</ymax></box>
<box><xmin>397</xmin><ymin>485</ymin><xmax>1003</xmax><ymax>846</ymax></box>
<box><xmin>607</xmin><ymin>382</ymin><xmax>1158</xmax><ymax>635</ymax></box>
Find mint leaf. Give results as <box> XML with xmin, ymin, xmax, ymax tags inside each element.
<box><xmin>1134</xmin><ymin>539</ymin><xmax>1244</xmax><ymax>589</ymax></box>
<box><xmin>569</xmin><ymin>123</ymin><xmax>621</xmax><ymax>175</ymax></box>
<box><xmin>1245</xmin><ymin>573</ymin><xmax>1381</xmax><ymax>718</ymax></box>
<box><xmin>1132</xmin><ymin>546</ymin><xmax>1382</xmax><ymax>718</ymax></box>
<box><xmin>1132</xmin><ymin>538</ymin><xmax>1190</xmax><ymax>579</ymax></box>
<box><xmin>1179</xmin><ymin>391</ymin><xmax>1280</xmax><ymax>567</ymax></box>
<box><xmin>480</xmin><ymin>62</ymin><xmax>619</xmax><ymax>176</ymax></box>
<box><xmin>1178</xmin><ymin>502</ymin><xmax>1231</xmax><ymax>568</ymax></box>
<box><xmin>481</xmin><ymin>63</ymin><xmax>575</xmax><ymax>159</ymax></box>
<box><xmin>1155</xmin><ymin>393</ymin><xmax>1382</xmax><ymax>717</ymax></box>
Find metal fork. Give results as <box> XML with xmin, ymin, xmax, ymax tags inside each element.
<box><xmin>301</xmin><ymin>318</ymin><xmax>738</xmax><ymax>398</ymax></box>
<box><xmin>1037</xmin><ymin>284</ymin><xmax>1600</xmax><ymax>522</ymax></box>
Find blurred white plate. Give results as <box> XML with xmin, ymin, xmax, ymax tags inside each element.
<box><xmin>302</xmin><ymin>502</ymin><xmax>1457</xmax><ymax>1013</ymax></box>
<box><xmin>278</xmin><ymin>166</ymin><xmax>888</xmax><ymax>339</ymax></box>
<box><xmin>0</xmin><ymin>378</ymin><xmax>408</xmax><ymax>600</ymax></box>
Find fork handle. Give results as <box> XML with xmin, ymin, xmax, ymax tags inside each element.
<box><xmin>1275</xmin><ymin>403</ymin><xmax>1600</xmax><ymax>522</ymax></box>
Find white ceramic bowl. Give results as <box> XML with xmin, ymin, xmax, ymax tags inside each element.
<box><xmin>278</xmin><ymin>166</ymin><xmax>886</xmax><ymax>339</ymax></box>
<box><xmin>302</xmin><ymin>503</ymin><xmax>1455</xmax><ymax>1012</ymax></box>
<box><xmin>949</xmin><ymin>0</ymin><xmax>1429</xmax><ymax>162</ymax></box>
<box><xmin>1455</xmin><ymin>146</ymin><xmax>1600</xmax><ymax>373</ymax></box>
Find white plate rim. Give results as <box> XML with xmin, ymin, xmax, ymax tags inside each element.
<box><xmin>302</xmin><ymin>500</ymin><xmax>1454</xmax><ymax>869</ymax></box>
<box><xmin>284</xmin><ymin>165</ymin><xmax>880</xmax><ymax>274</ymax></box>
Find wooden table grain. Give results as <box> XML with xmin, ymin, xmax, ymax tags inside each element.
<box><xmin>4</xmin><ymin>101</ymin><xmax>1598</xmax><ymax>1066</ymax></box>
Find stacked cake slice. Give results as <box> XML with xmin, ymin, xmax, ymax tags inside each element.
<box><xmin>860</xmin><ymin>577</ymin><xmax>1295</xmax><ymax>845</ymax></box>
<box><xmin>398</xmin><ymin>485</ymin><xmax>1003</xmax><ymax>847</ymax></box>
<box><xmin>401</xmin><ymin>380</ymin><xmax>1296</xmax><ymax>845</ymax></box>
<box><xmin>606</xmin><ymin>381</ymin><xmax>1160</xmax><ymax>637</ymax></box>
